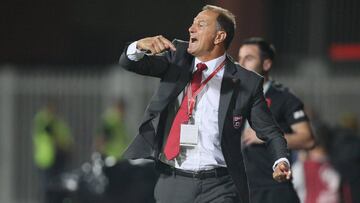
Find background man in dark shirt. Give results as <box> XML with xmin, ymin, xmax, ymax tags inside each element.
<box><xmin>238</xmin><ymin>37</ymin><xmax>315</xmax><ymax>203</ymax></box>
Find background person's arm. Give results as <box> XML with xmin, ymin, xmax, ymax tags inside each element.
<box><xmin>285</xmin><ymin>121</ymin><xmax>314</xmax><ymax>150</ymax></box>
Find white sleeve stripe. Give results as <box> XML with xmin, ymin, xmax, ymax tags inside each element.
<box><xmin>293</xmin><ymin>110</ymin><xmax>305</xmax><ymax>120</ymax></box>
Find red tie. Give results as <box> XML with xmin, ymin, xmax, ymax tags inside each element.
<box><xmin>164</xmin><ymin>63</ymin><xmax>208</xmax><ymax>160</ymax></box>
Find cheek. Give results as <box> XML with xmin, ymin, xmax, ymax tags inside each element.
<box><xmin>202</xmin><ymin>31</ymin><xmax>216</xmax><ymax>43</ymax></box>
<box><xmin>244</xmin><ymin>62</ymin><xmax>257</xmax><ymax>71</ymax></box>
<box><xmin>248</xmin><ymin>60</ymin><xmax>263</xmax><ymax>70</ymax></box>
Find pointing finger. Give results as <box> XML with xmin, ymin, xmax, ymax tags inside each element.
<box><xmin>158</xmin><ymin>35</ymin><xmax>176</xmax><ymax>51</ymax></box>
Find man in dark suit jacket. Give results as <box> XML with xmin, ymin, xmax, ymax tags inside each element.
<box><xmin>119</xmin><ymin>5</ymin><xmax>291</xmax><ymax>203</ymax></box>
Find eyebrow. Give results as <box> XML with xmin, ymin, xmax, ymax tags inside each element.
<box><xmin>193</xmin><ymin>18</ymin><xmax>205</xmax><ymax>22</ymax></box>
<box><xmin>246</xmin><ymin>55</ymin><xmax>256</xmax><ymax>58</ymax></box>
<box><xmin>193</xmin><ymin>19</ymin><xmax>209</xmax><ymax>26</ymax></box>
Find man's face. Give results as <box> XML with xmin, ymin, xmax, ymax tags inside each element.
<box><xmin>187</xmin><ymin>10</ymin><xmax>219</xmax><ymax>57</ymax></box>
<box><xmin>238</xmin><ymin>44</ymin><xmax>264</xmax><ymax>75</ymax></box>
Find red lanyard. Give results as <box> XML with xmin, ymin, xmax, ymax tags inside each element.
<box><xmin>187</xmin><ymin>60</ymin><xmax>226</xmax><ymax>122</ymax></box>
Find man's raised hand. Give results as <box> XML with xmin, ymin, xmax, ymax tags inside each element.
<box><xmin>137</xmin><ymin>35</ymin><xmax>176</xmax><ymax>55</ymax></box>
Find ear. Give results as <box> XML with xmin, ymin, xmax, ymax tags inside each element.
<box><xmin>263</xmin><ymin>59</ymin><xmax>272</xmax><ymax>72</ymax></box>
<box><xmin>214</xmin><ymin>31</ymin><xmax>227</xmax><ymax>45</ymax></box>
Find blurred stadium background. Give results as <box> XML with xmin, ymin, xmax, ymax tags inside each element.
<box><xmin>1</xmin><ymin>0</ymin><xmax>359</xmax><ymax>202</ymax></box>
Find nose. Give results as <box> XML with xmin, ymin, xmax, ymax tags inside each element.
<box><xmin>188</xmin><ymin>24</ymin><xmax>195</xmax><ymax>33</ymax></box>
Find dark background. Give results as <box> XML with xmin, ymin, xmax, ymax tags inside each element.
<box><xmin>1</xmin><ymin>0</ymin><xmax>203</xmax><ymax>65</ymax></box>
<box><xmin>1</xmin><ymin>0</ymin><xmax>359</xmax><ymax>68</ymax></box>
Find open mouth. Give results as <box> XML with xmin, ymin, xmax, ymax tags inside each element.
<box><xmin>190</xmin><ymin>37</ymin><xmax>198</xmax><ymax>43</ymax></box>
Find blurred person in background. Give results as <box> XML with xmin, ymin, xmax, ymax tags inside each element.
<box><xmin>292</xmin><ymin>120</ymin><xmax>341</xmax><ymax>203</ymax></box>
<box><xmin>328</xmin><ymin>114</ymin><xmax>360</xmax><ymax>203</ymax></box>
<box><xmin>293</xmin><ymin>111</ymin><xmax>360</xmax><ymax>203</ymax></box>
<box><xmin>94</xmin><ymin>98</ymin><xmax>130</xmax><ymax>202</ymax></box>
<box><xmin>238</xmin><ymin>37</ymin><xmax>315</xmax><ymax>203</ymax></box>
<box><xmin>119</xmin><ymin>5</ymin><xmax>291</xmax><ymax>203</ymax></box>
<box><xmin>95</xmin><ymin>98</ymin><xmax>130</xmax><ymax>163</ymax></box>
<box><xmin>94</xmin><ymin>98</ymin><xmax>157</xmax><ymax>203</ymax></box>
<box><xmin>33</xmin><ymin>102</ymin><xmax>74</xmax><ymax>203</ymax></box>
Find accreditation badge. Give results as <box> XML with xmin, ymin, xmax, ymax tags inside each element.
<box><xmin>180</xmin><ymin>123</ymin><xmax>198</xmax><ymax>146</ymax></box>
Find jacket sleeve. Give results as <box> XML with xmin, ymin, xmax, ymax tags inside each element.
<box><xmin>248</xmin><ymin>77</ymin><xmax>289</xmax><ymax>161</ymax></box>
<box><xmin>118</xmin><ymin>41</ymin><xmax>177</xmax><ymax>78</ymax></box>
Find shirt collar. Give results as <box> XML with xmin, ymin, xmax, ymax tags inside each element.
<box><xmin>194</xmin><ymin>54</ymin><xmax>226</xmax><ymax>72</ymax></box>
<box><xmin>263</xmin><ymin>80</ymin><xmax>272</xmax><ymax>94</ymax></box>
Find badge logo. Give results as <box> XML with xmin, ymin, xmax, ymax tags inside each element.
<box><xmin>233</xmin><ymin>116</ymin><xmax>243</xmax><ymax>129</ymax></box>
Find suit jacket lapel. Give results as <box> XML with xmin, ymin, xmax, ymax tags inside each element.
<box><xmin>218</xmin><ymin>57</ymin><xmax>239</xmax><ymax>137</ymax></box>
<box><xmin>170</xmin><ymin>54</ymin><xmax>194</xmax><ymax>101</ymax></box>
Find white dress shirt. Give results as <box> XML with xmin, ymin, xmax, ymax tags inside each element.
<box><xmin>173</xmin><ymin>54</ymin><xmax>227</xmax><ymax>171</ymax></box>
